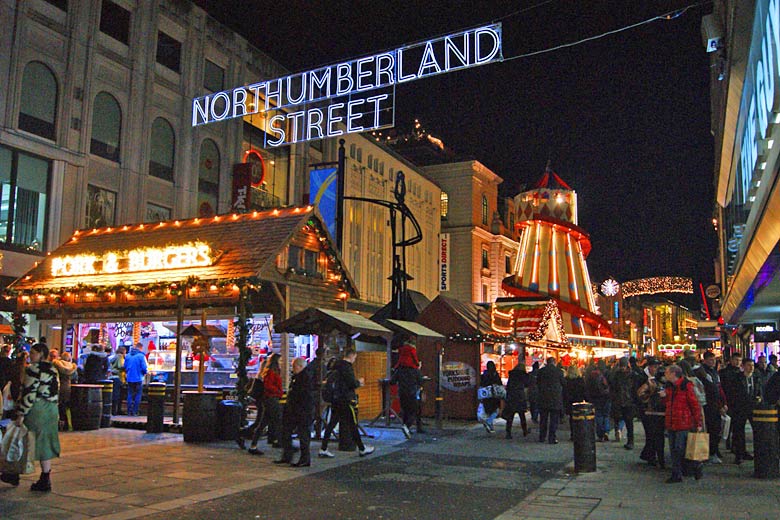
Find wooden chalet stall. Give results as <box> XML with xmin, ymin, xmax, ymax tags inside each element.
<box><xmin>7</xmin><ymin>206</ymin><xmax>357</xmax><ymax>422</ymax></box>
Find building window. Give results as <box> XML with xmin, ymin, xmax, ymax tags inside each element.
<box><xmin>505</xmin><ymin>254</ymin><xmax>512</xmax><ymax>274</ymax></box>
<box><xmin>482</xmin><ymin>249</ymin><xmax>489</xmax><ymax>269</ymax></box>
<box><xmin>85</xmin><ymin>184</ymin><xmax>116</xmax><ymax>228</ymax></box>
<box><xmin>203</xmin><ymin>60</ymin><xmax>224</xmax><ymax>92</ymax></box>
<box><xmin>100</xmin><ymin>1</ymin><xmax>131</xmax><ymax>45</ymax></box>
<box><xmin>198</xmin><ymin>139</ymin><xmax>219</xmax><ymax>217</ymax></box>
<box><xmin>482</xmin><ymin>283</ymin><xmax>489</xmax><ymax>303</ymax></box>
<box><xmin>389</xmin><ymin>168</ymin><xmax>394</xmax><ymax>181</ymax></box>
<box><xmin>0</xmin><ymin>146</ymin><xmax>49</xmax><ymax>252</ymax></box>
<box><xmin>441</xmin><ymin>192</ymin><xmax>449</xmax><ymax>218</ymax></box>
<box><xmin>349</xmin><ymin>143</ymin><xmax>356</xmax><ymax>158</ymax></box>
<box><xmin>356</xmin><ymin>148</ymin><xmax>362</xmax><ymax>163</ymax></box>
<box><xmin>90</xmin><ymin>92</ymin><xmax>121</xmax><ymax>162</ymax></box>
<box><xmin>145</xmin><ymin>203</ymin><xmax>171</xmax><ymax>222</ymax></box>
<box><xmin>367</xmin><ymin>154</ymin><xmax>372</xmax><ymax>169</ymax></box>
<box><xmin>149</xmin><ymin>117</ymin><xmax>175</xmax><ymax>182</ymax></box>
<box><xmin>379</xmin><ymin>162</ymin><xmax>384</xmax><ymax>175</ymax></box>
<box><xmin>373</xmin><ymin>158</ymin><xmax>379</xmax><ymax>172</ymax></box>
<box><xmin>156</xmin><ymin>31</ymin><xmax>181</xmax><ymax>72</ymax></box>
<box><xmin>18</xmin><ymin>62</ymin><xmax>58</xmax><ymax>140</ymax></box>
<box><xmin>481</xmin><ymin>194</ymin><xmax>489</xmax><ymax>225</ymax></box>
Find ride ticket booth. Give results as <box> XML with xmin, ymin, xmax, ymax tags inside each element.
<box><xmin>6</xmin><ymin>206</ymin><xmax>358</xmax><ymax>424</ymax></box>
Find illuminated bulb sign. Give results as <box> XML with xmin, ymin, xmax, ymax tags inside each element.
<box><xmin>192</xmin><ymin>24</ymin><xmax>502</xmax><ymax>147</ymax></box>
<box><xmin>51</xmin><ymin>242</ymin><xmax>214</xmax><ymax>277</ymax></box>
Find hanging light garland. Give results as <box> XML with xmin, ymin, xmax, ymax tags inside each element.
<box><xmin>622</xmin><ymin>277</ymin><xmax>693</xmax><ymax>298</ymax></box>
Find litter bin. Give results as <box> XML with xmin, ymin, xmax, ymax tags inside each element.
<box><xmin>752</xmin><ymin>406</ymin><xmax>779</xmax><ymax>479</ymax></box>
<box><xmin>99</xmin><ymin>380</ymin><xmax>113</xmax><ymax>427</ymax></box>
<box><xmin>70</xmin><ymin>384</ymin><xmax>103</xmax><ymax>431</ymax></box>
<box><xmin>217</xmin><ymin>400</ymin><xmax>243</xmax><ymax>441</ymax></box>
<box><xmin>571</xmin><ymin>401</ymin><xmax>596</xmax><ymax>473</ymax></box>
<box><xmin>146</xmin><ymin>382</ymin><xmax>167</xmax><ymax>434</ymax></box>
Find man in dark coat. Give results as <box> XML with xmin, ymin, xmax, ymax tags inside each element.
<box><xmin>609</xmin><ymin>357</ymin><xmax>636</xmax><ymax>449</ymax></box>
<box><xmin>536</xmin><ymin>357</ymin><xmax>566</xmax><ymax>444</ymax></box>
<box><xmin>698</xmin><ymin>351</ymin><xmax>727</xmax><ymax>462</ymax></box>
<box><xmin>730</xmin><ymin>358</ymin><xmax>763</xmax><ymax>464</ymax></box>
<box><xmin>275</xmin><ymin>357</ymin><xmax>314</xmax><ymax>467</ymax></box>
<box><xmin>83</xmin><ymin>345</ymin><xmax>109</xmax><ymax>384</ymax></box>
<box><xmin>719</xmin><ymin>352</ymin><xmax>743</xmax><ymax>451</ymax></box>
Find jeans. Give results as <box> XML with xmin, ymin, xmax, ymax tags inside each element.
<box><xmin>594</xmin><ymin>401</ymin><xmax>611</xmax><ymax>438</ymax></box>
<box><xmin>127</xmin><ymin>381</ymin><xmax>142</xmax><ymax>415</ymax></box>
<box><xmin>111</xmin><ymin>377</ymin><xmax>123</xmax><ymax>415</ymax></box>
<box><xmin>614</xmin><ymin>405</ymin><xmax>634</xmax><ymax>443</ymax></box>
<box><xmin>667</xmin><ymin>430</ymin><xmax>688</xmax><ymax>479</ymax></box>
<box><xmin>539</xmin><ymin>408</ymin><xmax>560</xmax><ymax>442</ymax></box>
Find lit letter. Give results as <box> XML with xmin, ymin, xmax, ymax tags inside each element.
<box><xmin>444</xmin><ymin>33</ymin><xmax>470</xmax><ymax>70</ymax></box>
<box><xmin>396</xmin><ymin>47</ymin><xmax>417</xmax><ymax>82</ymax></box>
<box><xmin>210</xmin><ymin>92</ymin><xmax>231</xmax><ymax>121</ymax></box>
<box><xmin>365</xmin><ymin>94</ymin><xmax>389</xmax><ymax>128</ymax></box>
<box><xmin>336</xmin><ymin>63</ymin><xmax>354</xmax><ymax>95</ymax></box>
<box><xmin>758</xmin><ymin>59</ymin><xmax>769</xmax><ymax>139</ymax></box>
<box><xmin>417</xmin><ymin>41</ymin><xmax>442</xmax><ymax>77</ymax></box>
<box><xmin>265</xmin><ymin>79</ymin><xmax>282</xmax><ymax>110</ymax></box>
<box><xmin>375</xmin><ymin>52</ymin><xmax>395</xmax><ymax>86</ymax></box>
<box><xmin>309</xmin><ymin>67</ymin><xmax>332</xmax><ymax>100</ymax></box>
<box><xmin>232</xmin><ymin>88</ymin><xmax>248</xmax><ymax>118</ymax></box>
<box><xmin>474</xmin><ymin>27</ymin><xmax>501</xmax><ymax>63</ymax></box>
<box><xmin>247</xmin><ymin>83</ymin><xmax>263</xmax><ymax>114</ymax></box>
<box><xmin>286</xmin><ymin>73</ymin><xmax>307</xmax><ymax>105</ymax></box>
<box><xmin>103</xmin><ymin>253</ymin><xmax>119</xmax><ymax>273</ymax></box>
<box><xmin>192</xmin><ymin>96</ymin><xmax>210</xmax><ymax>126</ymax></box>
<box><xmin>346</xmin><ymin>99</ymin><xmax>365</xmax><ymax>132</ymax></box>
<box><xmin>327</xmin><ymin>102</ymin><xmax>345</xmax><ymax>137</ymax></box>
<box><xmin>307</xmin><ymin>108</ymin><xmax>325</xmax><ymax>140</ymax></box>
<box><xmin>268</xmin><ymin>114</ymin><xmax>286</xmax><ymax>146</ymax></box>
<box><xmin>762</xmin><ymin>15</ymin><xmax>775</xmax><ymax>128</ymax></box>
<box><xmin>287</xmin><ymin>110</ymin><xmax>306</xmax><ymax>143</ymax></box>
<box><xmin>356</xmin><ymin>56</ymin><xmax>375</xmax><ymax>91</ymax></box>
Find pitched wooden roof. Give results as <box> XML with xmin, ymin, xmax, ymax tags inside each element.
<box><xmin>9</xmin><ymin>206</ymin><xmax>356</xmax><ymax>295</ymax></box>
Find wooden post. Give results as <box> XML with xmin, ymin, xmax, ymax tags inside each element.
<box><xmin>172</xmin><ymin>294</ymin><xmax>185</xmax><ymax>425</ymax></box>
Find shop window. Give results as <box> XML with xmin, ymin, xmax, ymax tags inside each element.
<box><xmin>18</xmin><ymin>62</ymin><xmax>58</xmax><ymax>140</ymax></box>
<box><xmin>149</xmin><ymin>117</ymin><xmax>175</xmax><ymax>182</ymax></box>
<box><xmin>156</xmin><ymin>31</ymin><xmax>181</xmax><ymax>73</ymax></box>
<box><xmin>100</xmin><ymin>1</ymin><xmax>131</xmax><ymax>45</ymax></box>
<box><xmin>288</xmin><ymin>245</ymin><xmax>302</xmax><ymax>271</ymax></box>
<box><xmin>203</xmin><ymin>60</ymin><xmax>224</xmax><ymax>93</ymax></box>
<box><xmin>145</xmin><ymin>203</ymin><xmax>170</xmax><ymax>222</ymax></box>
<box><xmin>198</xmin><ymin>139</ymin><xmax>220</xmax><ymax>217</ymax></box>
<box><xmin>0</xmin><ymin>146</ymin><xmax>49</xmax><ymax>252</ymax></box>
<box><xmin>441</xmin><ymin>191</ymin><xmax>448</xmax><ymax>218</ymax></box>
<box><xmin>90</xmin><ymin>92</ymin><xmax>122</xmax><ymax>162</ymax></box>
<box><xmin>482</xmin><ymin>249</ymin><xmax>489</xmax><ymax>269</ymax></box>
<box><xmin>481</xmin><ymin>194</ymin><xmax>488</xmax><ymax>225</ymax></box>
<box><xmin>85</xmin><ymin>184</ymin><xmax>116</xmax><ymax>228</ymax></box>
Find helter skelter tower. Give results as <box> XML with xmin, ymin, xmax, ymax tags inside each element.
<box><xmin>502</xmin><ymin>164</ymin><xmax>613</xmax><ymax>337</ymax></box>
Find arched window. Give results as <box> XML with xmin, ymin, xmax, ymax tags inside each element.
<box><xmin>91</xmin><ymin>92</ymin><xmax>121</xmax><ymax>162</ymax></box>
<box><xmin>198</xmin><ymin>139</ymin><xmax>220</xmax><ymax>217</ymax></box>
<box><xmin>481</xmin><ymin>194</ymin><xmax>488</xmax><ymax>225</ymax></box>
<box><xmin>19</xmin><ymin>62</ymin><xmax>58</xmax><ymax>140</ymax></box>
<box><xmin>149</xmin><ymin>117</ymin><xmax>175</xmax><ymax>182</ymax></box>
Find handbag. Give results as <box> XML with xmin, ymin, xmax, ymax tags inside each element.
<box><xmin>685</xmin><ymin>431</ymin><xmax>710</xmax><ymax>461</ymax></box>
<box><xmin>720</xmin><ymin>413</ymin><xmax>731</xmax><ymax>440</ymax></box>
<box><xmin>491</xmin><ymin>384</ymin><xmax>507</xmax><ymax>400</ymax></box>
<box><xmin>0</xmin><ymin>422</ymin><xmax>36</xmax><ymax>475</ymax></box>
<box><xmin>477</xmin><ymin>384</ymin><xmax>507</xmax><ymax>400</ymax></box>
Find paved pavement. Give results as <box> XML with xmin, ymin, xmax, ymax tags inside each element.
<box><xmin>1</xmin><ymin>417</ymin><xmax>777</xmax><ymax>520</ymax></box>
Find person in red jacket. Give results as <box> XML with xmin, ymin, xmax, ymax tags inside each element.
<box><xmin>262</xmin><ymin>354</ymin><xmax>283</xmax><ymax>448</ymax></box>
<box><xmin>663</xmin><ymin>364</ymin><xmax>704</xmax><ymax>483</ymax></box>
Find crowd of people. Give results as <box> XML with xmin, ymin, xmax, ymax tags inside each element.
<box><xmin>478</xmin><ymin>350</ymin><xmax>780</xmax><ymax>484</ymax></box>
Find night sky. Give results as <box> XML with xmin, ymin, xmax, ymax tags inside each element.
<box><xmin>197</xmin><ymin>0</ymin><xmax>718</xmax><ymax>289</ymax></box>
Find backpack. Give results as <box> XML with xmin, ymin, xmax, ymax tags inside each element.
<box><xmin>321</xmin><ymin>369</ymin><xmax>341</xmax><ymax>404</ymax></box>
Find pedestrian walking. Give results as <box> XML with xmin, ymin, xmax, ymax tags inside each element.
<box><xmin>275</xmin><ymin>357</ymin><xmax>315</xmax><ymax>467</ymax></box>
<box><xmin>730</xmin><ymin>358</ymin><xmax>763</xmax><ymax>464</ymax></box>
<box><xmin>49</xmin><ymin>349</ymin><xmax>76</xmax><ymax>431</ymax></box>
<box><xmin>528</xmin><ymin>361</ymin><xmax>540</xmax><ymax>423</ymax></box>
<box><xmin>719</xmin><ymin>352</ymin><xmax>743</xmax><ymax>451</ymax></box>
<box><xmin>698</xmin><ymin>351</ymin><xmax>727</xmax><ymax>463</ymax></box>
<box><xmin>585</xmin><ymin>363</ymin><xmax>611</xmax><ymax>441</ymax></box>
<box><xmin>664</xmin><ymin>364</ymin><xmax>703</xmax><ymax>483</ymax></box>
<box><xmin>123</xmin><ymin>342</ymin><xmax>147</xmax><ymax>416</ymax></box>
<box><xmin>502</xmin><ymin>362</ymin><xmax>530</xmax><ymax>439</ymax></box>
<box><xmin>242</xmin><ymin>368</ymin><xmax>266</xmax><ymax>454</ymax></box>
<box><xmin>391</xmin><ymin>341</ymin><xmax>425</xmax><ymax>437</ymax></box>
<box><xmin>318</xmin><ymin>349</ymin><xmax>374</xmax><ymax>457</ymax></box>
<box><xmin>637</xmin><ymin>358</ymin><xmax>665</xmax><ymax>468</ymax></box>
<box><xmin>536</xmin><ymin>357</ymin><xmax>565</xmax><ymax>444</ymax></box>
<box><xmin>478</xmin><ymin>361</ymin><xmax>502</xmax><ymax>433</ymax></box>
<box><xmin>262</xmin><ymin>353</ymin><xmax>283</xmax><ymax>448</ymax></box>
<box><xmin>1</xmin><ymin>342</ymin><xmax>60</xmax><ymax>491</ymax></box>
<box><xmin>563</xmin><ymin>365</ymin><xmax>586</xmax><ymax>440</ymax></box>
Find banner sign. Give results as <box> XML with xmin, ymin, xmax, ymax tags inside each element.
<box><xmin>231</xmin><ymin>163</ymin><xmax>252</xmax><ymax>211</ymax></box>
<box><xmin>309</xmin><ymin>167</ymin><xmax>339</xmax><ymax>241</ymax></box>
<box><xmin>192</xmin><ymin>23</ymin><xmax>502</xmax><ymax>147</ymax></box>
<box><xmin>439</xmin><ymin>233</ymin><xmax>450</xmax><ymax>291</ymax></box>
<box><xmin>441</xmin><ymin>361</ymin><xmax>477</xmax><ymax>392</ymax></box>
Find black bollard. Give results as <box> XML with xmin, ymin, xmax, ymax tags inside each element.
<box><xmin>99</xmin><ymin>380</ymin><xmax>113</xmax><ymax>427</ymax></box>
<box><xmin>752</xmin><ymin>406</ymin><xmax>779</xmax><ymax>479</ymax></box>
<box><xmin>572</xmin><ymin>401</ymin><xmax>597</xmax><ymax>473</ymax></box>
<box><xmin>146</xmin><ymin>382</ymin><xmax>167</xmax><ymax>434</ymax></box>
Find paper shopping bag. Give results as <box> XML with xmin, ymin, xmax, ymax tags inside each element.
<box><xmin>720</xmin><ymin>414</ymin><xmax>731</xmax><ymax>440</ymax></box>
<box><xmin>685</xmin><ymin>432</ymin><xmax>710</xmax><ymax>461</ymax></box>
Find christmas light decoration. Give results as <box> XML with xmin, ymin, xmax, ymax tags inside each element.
<box><xmin>621</xmin><ymin>277</ymin><xmax>693</xmax><ymax>298</ymax></box>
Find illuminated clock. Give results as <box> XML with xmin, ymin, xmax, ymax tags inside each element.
<box><xmin>600</xmin><ymin>278</ymin><xmax>620</xmax><ymax>297</ymax></box>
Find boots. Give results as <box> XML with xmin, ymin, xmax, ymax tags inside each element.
<box><xmin>1</xmin><ymin>472</ymin><xmax>20</xmax><ymax>486</ymax></box>
<box><xmin>30</xmin><ymin>471</ymin><xmax>51</xmax><ymax>492</ymax></box>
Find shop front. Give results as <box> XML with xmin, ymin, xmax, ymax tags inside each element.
<box><xmin>6</xmin><ymin>206</ymin><xmax>357</xmax><ymax>420</ymax></box>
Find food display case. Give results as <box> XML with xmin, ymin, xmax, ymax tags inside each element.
<box><xmin>147</xmin><ymin>350</ymin><xmax>260</xmax><ymax>386</ymax></box>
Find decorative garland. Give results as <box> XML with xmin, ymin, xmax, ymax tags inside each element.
<box><xmin>234</xmin><ymin>285</ymin><xmax>254</xmax><ymax>411</ymax></box>
<box><xmin>448</xmin><ymin>332</ymin><xmax>516</xmax><ymax>343</ymax></box>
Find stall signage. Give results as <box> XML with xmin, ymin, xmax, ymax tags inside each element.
<box><xmin>754</xmin><ymin>323</ymin><xmax>776</xmax><ymax>332</ymax></box>
<box><xmin>51</xmin><ymin>242</ymin><xmax>214</xmax><ymax>277</ymax></box>
<box><xmin>440</xmin><ymin>361</ymin><xmax>476</xmax><ymax>392</ymax></box>
<box><xmin>192</xmin><ymin>23</ymin><xmax>502</xmax><ymax>147</ymax></box>
<box><xmin>439</xmin><ymin>233</ymin><xmax>450</xmax><ymax>291</ymax></box>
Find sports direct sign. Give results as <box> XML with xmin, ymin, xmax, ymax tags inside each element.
<box><xmin>192</xmin><ymin>24</ymin><xmax>502</xmax><ymax>147</ymax></box>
